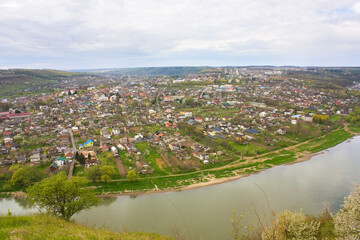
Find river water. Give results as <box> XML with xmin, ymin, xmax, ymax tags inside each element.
<box><xmin>1</xmin><ymin>136</ymin><xmax>360</xmax><ymax>239</ymax></box>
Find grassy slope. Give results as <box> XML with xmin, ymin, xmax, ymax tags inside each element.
<box><xmin>0</xmin><ymin>69</ymin><xmax>81</xmax><ymax>97</ymax></box>
<box><xmin>95</xmin><ymin>67</ymin><xmax>210</xmax><ymax>76</ymax></box>
<box><xmin>0</xmin><ymin>214</ymin><xmax>172</xmax><ymax>240</ymax></box>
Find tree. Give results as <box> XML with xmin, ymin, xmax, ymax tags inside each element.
<box><xmin>261</xmin><ymin>209</ymin><xmax>320</xmax><ymax>240</ymax></box>
<box><xmin>77</xmin><ymin>153</ymin><xmax>86</xmax><ymax>165</ymax></box>
<box><xmin>334</xmin><ymin>184</ymin><xmax>360</xmax><ymax>238</ymax></box>
<box><xmin>312</xmin><ymin>114</ymin><xmax>330</xmax><ymax>124</ymax></box>
<box><xmin>27</xmin><ymin>172</ymin><xmax>99</xmax><ymax>220</ymax></box>
<box><xmin>99</xmin><ymin>165</ymin><xmax>115</xmax><ymax>183</ymax></box>
<box><xmin>144</xmin><ymin>148</ymin><xmax>150</xmax><ymax>156</ymax></box>
<box><xmin>127</xmin><ymin>169</ymin><xmax>139</xmax><ymax>182</ymax></box>
<box><xmin>86</xmin><ymin>165</ymin><xmax>101</xmax><ymax>182</ymax></box>
<box><xmin>11</xmin><ymin>166</ymin><xmax>42</xmax><ymax>186</ymax></box>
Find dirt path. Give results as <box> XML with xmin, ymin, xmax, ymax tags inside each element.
<box><xmin>156</xmin><ymin>158</ymin><xmax>172</xmax><ymax>175</ymax></box>
<box><xmin>251</xmin><ymin>141</ymin><xmax>271</xmax><ymax>150</ymax></box>
<box><xmin>344</xmin><ymin>123</ymin><xmax>359</xmax><ymax>135</ymax></box>
<box><xmin>42</xmin><ymin>166</ymin><xmax>50</xmax><ymax>174</ymax></box>
<box><xmin>159</xmin><ymin>152</ymin><xmax>180</xmax><ymax>172</ymax></box>
<box><xmin>115</xmin><ymin>157</ymin><xmax>126</xmax><ymax>178</ymax></box>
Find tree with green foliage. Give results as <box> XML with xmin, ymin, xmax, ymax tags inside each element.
<box><xmin>312</xmin><ymin>114</ymin><xmax>330</xmax><ymax>124</ymax></box>
<box><xmin>27</xmin><ymin>172</ymin><xmax>99</xmax><ymax>220</ymax></box>
<box><xmin>99</xmin><ymin>165</ymin><xmax>116</xmax><ymax>183</ymax></box>
<box><xmin>77</xmin><ymin>153</ymin><xmax>86</xmax><ymax>165</ymax></box>
<box><xmin>11</xmin><ymin>166</ymin><xmax>42</xmax><ymax>186</ymax></box>
<box><xmin>85</xmin><ymin>165</ymin><xmax>101</xmax><ymax>182</ymax></box>
<box><xmin>334</xmin><ymin>184</ymin><xmax>360</xmax><ymax>239</ymax></box>
<box><xmin>347</xmin><ymin>107</ymin><xmax>360</xmax><ymax>124</ymax></box>
<box><xmin>127</xmin><ymin>169</ymin><xmax>140</xmax><ymax>182</ymax></box>
<box><xmin>184</xmin><ymin>96</ymin><xmax>201</xmax><ymax>107</ymax></box>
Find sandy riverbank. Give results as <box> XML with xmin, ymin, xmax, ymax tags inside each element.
<box><xmin>99</xmin><ymin>148</ymin><xmax>330</xmax><ymax>198</ymax></box>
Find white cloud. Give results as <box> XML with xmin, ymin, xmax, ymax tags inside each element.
<box><xmin>0</xmin><ymin>0</ymin><xmax>359</xmax><ymax>68</ymax></box>
<box><xmin>353</xmin><ymin>2</ymin><xmax>360</xmax><ymax>13</ymax></box>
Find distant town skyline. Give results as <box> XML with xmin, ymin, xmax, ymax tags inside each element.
<box><xmin>1</xmin><ymin>0</ymin><xmax>360</xmax><ymax>69</ymax></box>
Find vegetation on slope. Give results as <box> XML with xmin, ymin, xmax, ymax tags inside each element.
<box><xmin>285</xmin><ymin>67</ymin><xmax>360</xmax><ymax>88</ymax></box>
<box><xmin>0</xmin><ymin>69</ymin><xmax>82</xmax><ymax>97</ymax></box>
<box><xmin>91</xmin><ymin>67</ymin><xmax>211</xmax><ymax>76</ymax></box>
<box><xmin>0</xmin><ymin>214</ymin><xmax>172</xmax><ymax>240</ymax></box>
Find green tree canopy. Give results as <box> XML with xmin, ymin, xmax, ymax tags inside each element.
<box><xmin>86</xmin><ymin>165</ymin><xmax>101</xmax><ymax>182</ymax></box>
<box><xmin>99</xmin><ymin>165</ymin><xmax>116</xmax><ymax>183</ymax></box>
<box><xmin>27</xmin><ymin>172</ymin><xmax>99</xmax><ymax>220</ymax></box>
<box><xmin>77</xmin><ymin>153</ymin><xmax>86</xmax><ymax>165</ymax></box>
<box><xmin>11</xmin><ymin>166</ymin><xmax>42</xmax><ymax>186</ymax></box>
<box><xmin>127</xmin><ymin>169</ymin><xmax>139</xmax><ymax>182</ymax></box>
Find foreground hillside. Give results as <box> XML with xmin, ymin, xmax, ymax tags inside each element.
<box><xmin>0</xmin><ymin>214</ymin><xmax>172</xmax><ymax>240</ymax></box>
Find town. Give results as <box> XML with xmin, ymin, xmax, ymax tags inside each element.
<box><xmin>1</xmin><ymin>66</ymin><xmax>360</xmax><ymax>195</ymax></box>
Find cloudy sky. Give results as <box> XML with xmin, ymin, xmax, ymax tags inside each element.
<box><xmin>0</xmin><ymin>0</ymin><xmax>360</xmax><ymax>69</ymax></box>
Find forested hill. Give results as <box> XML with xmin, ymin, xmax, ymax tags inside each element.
<box><xmin>0</xmin><ymin>69</ymin><xmax>83</xmax><ymax>97</ymax></box>
<box><xmin>78</xmin><ymin>66</ymin><xmax>212</xmax><ymax>76</ymax></box>
<box><xmin>285</xmin><ymin>67</ymin><xmax>360</xmax><ymax>88</ymax></box>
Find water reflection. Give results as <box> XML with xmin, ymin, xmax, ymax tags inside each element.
<box><xmin>98</xmin><ymin>197</ymin><xmax>117</xmax><ymax>206</ymax></box>
<box><xmin>13</xmin><ymin>196</ymin><xmax>33</xmax><ymax>210</ymax></box>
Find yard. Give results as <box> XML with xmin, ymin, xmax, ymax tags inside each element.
<box><xmin>97</xmin><ymin>151</ymin><xmax>122</xmax><ymax>179</ymax></box>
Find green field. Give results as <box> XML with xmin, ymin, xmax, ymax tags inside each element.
<box><xmin>228</xmin><ymin>141</ymin><xmax>266</xmax><ymax>156</ymax></box>
<box><xmin>348</xmin><ymin>123</ymin><xmax>360</xmax><ymax>133</ymax></box>
<box><xmin>295</xmin><ymin>129</ymin><xmax>353</xmax><ymax>153</ymax></box>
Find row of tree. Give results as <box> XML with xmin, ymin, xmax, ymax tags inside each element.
<box><xmin>312</xmin><ymin>114</ymin><xmax>330</xmax><ymax>124</ymax></box>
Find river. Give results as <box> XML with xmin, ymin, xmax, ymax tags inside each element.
<box><xmin>1</xmin><ymin>136</ymin><xmax>360</xmax><ymax>239</ymax></box>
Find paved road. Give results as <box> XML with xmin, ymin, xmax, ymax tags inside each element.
<box><xmin>68</xmin><ymin>129</ymin><xmax>77</xmax><ymax>180</ymax></box>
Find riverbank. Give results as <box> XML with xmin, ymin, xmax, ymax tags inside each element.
<box><xmin>1</xmin><ymin>128</ymin><xmax>355</xmax><ymax>199</ymax></box>
<box><xmin>97</xmin><ymin>128</ymin><xmax>355</xmax><ymax>197</ymax></box>
<box><xmin>97</xmin><ymin>151</ymin><xmax>329</xmax><ymax>198</ymax></box>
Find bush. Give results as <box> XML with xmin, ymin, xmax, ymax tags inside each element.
<box><xmin>334</xmin><ymin>184</ymin><xmax>360</xmax><ymax>239</ymax></box>
<box><xmin>261</xmin><ymin>209</ymin><xmax>320</xmax><ymax>240</ymax></box>
<box><xmin>2</xmin><ymin>183</ymin><xmax>12</xmax><ymax>191</ymax></box>
<box><xmin>127</xmin><ymin>169</ymin><xmax>140</xmax><ymax>182</ymax></box>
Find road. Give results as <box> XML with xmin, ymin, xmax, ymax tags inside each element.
<box><xmin>68</xmin><ymin>129</ymin><xmax>77</xmax><ymax>180</ymax></box>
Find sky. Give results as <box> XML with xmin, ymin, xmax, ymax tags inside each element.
<box><xmin>0</xmin><ymin>0</ymin><xmax>360</xmax><ymax>70</ymax></box>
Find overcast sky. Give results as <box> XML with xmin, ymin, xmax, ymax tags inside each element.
<box><xmin>0</xmin><ymin>0</ymin><xmax>359</xmax><ymax>69</ymax></box>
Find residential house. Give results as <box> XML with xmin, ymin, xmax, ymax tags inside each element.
<box><xmin>50</xmin><ymin>162</ymin><xmax>58</xmax><ymax>172</ymax></box>
<box><xmin>84</xmin><ymin>139</ymin><xmax>94</xmax><ymax>147</ymax></box>
<box><xmin>30</xmin><ymin>151</ymin><xmax>41</xmax><ymax>163</ymax></box>
<box><xmin>85</xmin><ymin>158</ymin><xmax>98</xmax><ymax>168</ymax></box>
<box><xmin>112</xmin><ymin>128</ymin><xmax>121</xmax><ymax>136</ymax></box>
<box><xmin>54</xmin><ymin>157</ymin><xmax>67</xmax><ymax>166</ymax></box>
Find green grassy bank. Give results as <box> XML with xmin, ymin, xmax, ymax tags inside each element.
<box><xmin>0</xmin><ymin>214</ymin><xmax>172</xmax><ymax>240</ymax></box>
